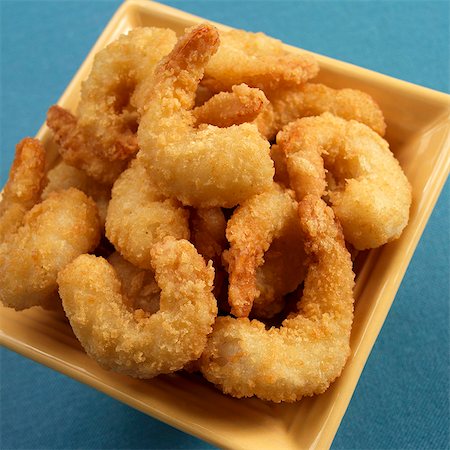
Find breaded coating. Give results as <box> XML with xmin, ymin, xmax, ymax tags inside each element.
<box><xmin>200</xmin><ymin>196</ymin><xmax>355</xmax><ymax>402</ymax></box>
<box><xmin>136</xmin><ymin>24</ymin><xmax>274</xmax><ymax>208</ymax></box>
<box><xmin>105</xmin><ymin>159</ymin><xmax>190</xmax><ymax>269</ymax></box>
<box><xmin>107</xmin><ymin>252</ymin><xmax>160</xmax><ymax>315</ymax></box>
<box><xmin>0</xmin><ymin>188</ymin><xmax>100</xmax><ymax>310</ymax></box>
<box><xmin>277</xmin><ymin>113</ymin><xmax>412</xmax><ymax>249</ymax></box>
<box><xmin>78</xmin><ymin>27</ymin><xmax>177</xmax><ymax>162</ymax></box>
<box><xmin>0</xmin><ymin>138</ymin><xmax>46</xmax><ymax>241</ymax></box>
<box><xmin>42</xmin><ymin>160</ymin><xmax>110</xmax><ymax>227</ymax></box>
<box><xmin>58</xmin><ymin>238</ymin><xmax>217</xmax><ymax>378</ymax></box>
<box><xmin>193</xmin><ymin>84</ymin><xmax>268</xmax><ymax>128</ymax></box>
<box><xmin>47</xmin><ymin>105</ymin><xmax>127</xmax><ymax>185</ymax></box>
<box><xmin>224</xmin><ymin>184</ymin><xmax>305</xmax><ymax>318</ymax></box>
<box><xmin>257</xmin><ymin>83</ymin><xmax>386</xmax><ymax>140</ymax></box>
<box><xmin>204</xmin><ymin>29</ymin><xmax>319</xmax><ymax>91</ymax></box>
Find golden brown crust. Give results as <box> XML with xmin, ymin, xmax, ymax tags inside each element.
<box><xmin>276</xmin><ymin>113</ymin><xmax>411</xmax><ymax>249</ymax></box>
<box><xmin>256</xmin><ymin>83</ymin><xmax>387</xmax><ymax>140</ymax></box>
<box><xmin>0</xmin><ymin>138</ymin><xmax>46</xmax><ymax>241</ymax></box>
<box><xmin>0</xmin><ymin>188</ymin><xmax>101</xmax><ymax>310</ymax></box>
<box><xmin>224</xmin><ymin>184</ymin><xmax>305</xmax><ymax>318</ymax></box>
<box><xmin>200</xmin><ymin>196</ymin><xmax>355</xmax><ymax>402</ymax></box>
<box><xmin>136</xmin><ymin>24</ymin><xmax>274</xmax><ymax>208</ymax></box>
<box><xmin>42</xmin><ymin>161</ymin><xmax>111</xmax><ymax>228</ymax></box>
<box><xmin>78</xmin><ymin>27</ymin><xmax>177</xmax><ymax>161</ymax></box>
<box><xmin>193</xmin><ymin>84</ymin><xmax>268</xmax><ymax>128</ymax></box>
<box><xmin>204</xmin><ymin>30</ymin><xmax>319</xmax><ymax>91</ymax></box>
<box><xmin>47</xmin><ymin>105</ymin><xmax>128</xmax><ymax>185</ymax></box>
<box><xmin>58</xmin><ymin>238</ymin><xmax>217</xmax><ymax>378</ymax></box>
<box><xmin>105</xmin><ymin>160</ymin><xmax>190</xmax><ymax>269</ymax></box>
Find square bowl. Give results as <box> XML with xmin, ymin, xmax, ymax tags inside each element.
<box><xmin>1</xmin><ymin>1</ymin><xmax>449</xmax><ymax>449</ymax></box>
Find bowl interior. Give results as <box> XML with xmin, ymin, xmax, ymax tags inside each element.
<box><xmin>1</xmin><ymin>1</ymin><xmax>449</xmax><ymax>449</ymax></box>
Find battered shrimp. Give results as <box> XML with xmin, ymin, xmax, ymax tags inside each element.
<box><xmin>0</xmin><ymin>188</ymin><xmax>100</xmax><ymax>310</ymax></box>
<box><xmin>204</xmin><ymin>29</ymin><xmax>319</xmax><ymax>92</ymax></box>
<box><xmin>42</xmin><ymin>160</ymin><xmax>110</xmax><ymax>227</ymax></box>
<box><xmin>107</xmin><ymin>252</ymin><xmax>160</xmax><ymax>315</ymax></box>
<box><xmin>277</xmin><ymin>113</ymin><xmax>412</xmax><ymax>249</ymax></box>
<box><xmin>256</xmin><ymin>83</ymin><xmax>386</xmax><ymax>140</ymax></box>
<box><xmin>199</xmin><ymin>195</ymin><xmax>355</xmax><ymax>402</ymax></box>
<box><xmin>47</xmin><ymin>105</ymin><xmax>126</xmax><ymax>185</ymax></box>
<box><xmin>136</xmin><ymin>24</ymin><xmax>274</xmax><ymax>208</ymax></box>
<box><xmin>78</xmin><ymin>27</ymin><xmax>177</xmax><ymax>161</ymax></box>
<box><xmin>0</xmin><ymin>138</ymin><xmax>46</xmax><ymax>241</ymax></box>
<box><xmin>105</xmin><ymin>159</ymin><xmax>189</xmax><ymax>269</ymax></box>
<box><xmin>193</xmin><ymin>84</ymin><xmax>268</xmax><ymax>128</ymax></box>
<box><xmin>58</xmin><ymin>238</ymin><xmax>217</xmax><ymax>378</ymax></box>
<box><xmin>224</xmin><ymin>184</ymin><xmax>305</xmax><ymax>318</ymax></box>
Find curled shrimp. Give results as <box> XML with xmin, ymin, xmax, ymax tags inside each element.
<box><xmin>47</xmin><ymin>105</ymin><xmax>126</xmax><ymax>185</ymax></box>
<box><xmin>77</xmin><ymin>27</ymin><xmax>177</xmax><ymax>162</ymax></box>
<box><xmin>0</xmin><ymin>138</ymin><xmax>46</xmax><ymax>241</ymax></box>
<box><xmin>105</xmin><ymin>160</ymin><xmax>189</xmax><ymax>269</ymax></box>
<box><xmin>256</xmin><ymin>83</ymin><xmax>386</xmax><ymax>140</ymax></box>
<box><xmin>224</xmin><ymin>183</ymin><xmax>306</xmax><ymax>318</ymax></box>
<box><xmin>105</xmin><ymin>159</ymin><xmax>190</xmax><ymax>269</ymax></box>
<box><xmin>136</xmin><ymin>24</ymin><xmax>274</xmax><ymax>208</ymax></box>
<box><xmin>0</xmin><ymin>188</ymin><xmax>101</xmax><ymax>310</ymax></box>
<box><xmin>57</xmin><ymin>237</ymin><xmax>217</xmax><ymax>378</ymax></box>
<box><xmin>46</xmin><ymin>28</ymin><xmax>177</xmax><ymax>184</ymax></box>
<box><xmin>277</xmin><ymin>113</ymin><xmax>412</xmax><ymax>249</ymax></box>
<box><xmin>203</xmin><ymin>29</ymin><xmax>319</xmax><ymax>92</ymax></box>
<box><xmin>199</xmin><ymin>195</ymin><xmax>355</xmax><ymax>402</ymax></box>
<box><xmin>192</xmin><ymin>83</ymin><xmax>268</xmax><ymax>128</ymax></box>
<box><xmin>42</xmin><ymin>160</ymin><xmax>111</xmax><ymax>228</ymax></box>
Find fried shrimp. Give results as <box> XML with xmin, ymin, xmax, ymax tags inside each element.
<box><xmin>0</xmin><ymin>138</ymin><xmax>46</xmax><ymax>241</ymax></box>
<box><xmin>78</xmin><ymin>27</ymin><xmax>177</xmax><ymax>162</ymax></box>
<box><xmin>0</xmin><ymin>188</ymin><xmax>100</xmax><ymax>310</ymax></box>
<box><xmin>193</xmin><ymin>84</ymin><xmax>268</xmax><ymax>128</ymax></box>
<box><xmin>105</xmin><ymin>159</ymin><xmax>189</xmax><ymax>269</ymax></box>
<box><xmin>199</xmin><ymin>195</ymin><xmax>355</xmax><ymax>402</ymax></box>
<box><xmin>224</xmin><ymin>184</ymin><xmax>305</xmax><ymax>318</ymax></box>
<box><xmin>107</xmin><ymin>252</ymin><xmax>160</xmax><ymax>315</ymax></box>
<box><xmin>136</xmin><ymin>24</ymin><xmax>274</xmax><ymax>208</ymax></box>
<box><xmin>42</xmin><ymin>161</ymin><xmax>110</xmax><ymax>227</ymax></box>
<box><xmin>277</xmin><ymin>113</ymin><xmax>412</xmax><ymax>249</ymax></box>
<box><xmin>47</xmin><ymin>105</ymin><xmax>126</xmax><ymax>185</ymax></box>
<box><xmin>58</xmin><ymin>237</ymin><xmax>217</xmax><ymax>378</ymax></box>
<box><xmin>203</xmin><ymin>29</ymin><xmax>319</xmax><ymax>92</ymax></box>
<box><xmin>256</xmin><ymin>83</ymin><xmax>386</xmax><ymax>140</ymax></box>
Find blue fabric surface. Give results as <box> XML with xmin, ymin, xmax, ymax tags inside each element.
<box><xmin>1</xmin><ymin>1</ymin><xmax>449</xmax><ymax>449</ymax></box>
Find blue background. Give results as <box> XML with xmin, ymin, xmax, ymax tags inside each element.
<box><xmin>1</xmin><ymin>1</ymin><xmax>448</xmax><ymax>449</ymax></box>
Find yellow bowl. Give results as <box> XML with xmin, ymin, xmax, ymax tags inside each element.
<box><xmin>1</xmin><ymin>1</ymin><xmax>449</xmax><ymax>449</ymax></box>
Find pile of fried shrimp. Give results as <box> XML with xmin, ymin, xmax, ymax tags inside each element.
<box><xmin>0</xmin><ymin>24</ymin><xmax>412</xmax><ymax>403</ymax></box>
